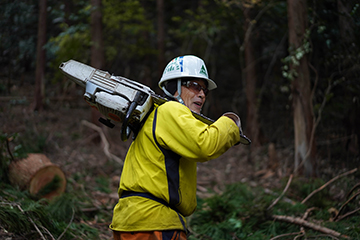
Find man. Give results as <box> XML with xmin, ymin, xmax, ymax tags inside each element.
<box><xmin>110</xmin><ymin>55</ymin><xmax>250</xmax><ymax>240</ymax></box>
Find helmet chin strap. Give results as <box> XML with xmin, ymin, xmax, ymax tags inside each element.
<box><xmin>162</xmin><ymin>79</ymin><xmax>185</xmax><ymax>105</ymax></box>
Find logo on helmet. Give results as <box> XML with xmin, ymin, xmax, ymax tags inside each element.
<box><xmin>163</xmin><ymin>56</ymin><xmax>184</xmax><ymax>75</ymax></box>
<box><xmin>199</xmin><ymin>65</ymin><xmax>208</xmax><ymax>77</ymax></box>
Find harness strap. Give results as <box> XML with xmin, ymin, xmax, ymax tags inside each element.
<box><xmin>120</xmin><ymin>191</ymin><xmax>188</xmax><ymax>234</ymax></box>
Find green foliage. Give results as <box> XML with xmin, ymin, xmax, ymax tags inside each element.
<box><xmin>170</xmin><ymin>0</ymin><xmax>227</xmax><ymax>58</ymax></box>
<box><xmin>48</xmin><ymin>23</ymin><xmax>91</xmax><ymax>82</ymax></box>
<box><xmin>103</xmin><ymin>0</ymin><xmax>152</xmax><ymax>57</ymax></box>
<box><xmin>0</xmin><ymin>129</ymin><xmax>49</xmax><ymax>184</ymax></box>
<box><xmin>0</xmin><ymin>132</ymin><xmax>29</xmax><ymax>183</ymax></box>
<box><xmin>190</xmin><ymin>183</ymin><xmax>270</xmax><ymax>240</ymax></box>
<box><xmin>0</xmin><ymin>131</ymin><xmax>114</xmax><ymax>239</ymax></box>
<box><xmin>103</xmin><ymin>0</ymin><xmax>151</xmax><ymax>33</ymax></box>
<box><xmin>290</xmin><ymin>178</ymin><xmax>335</xmax><ymax>208</ymax></box>
<box><xmin>47</xmin><ymin>193</ymin><xmax>79</xmax><ymax>222</ymax></box>
<box><xmin>0</xmin><ymin>130</ymin><xmax>45</xmax><ymax>167</ymax></box>
<box><xmin>47</xmin><ymin>0</ymin><xmax>156</xmax><ymax>80</ymax></box>
<box><xmin>0</xmin><ymin>183</ymin><xmax>100</xmax><ymax>239</ymax></box>
<box><xmin>102</xmin><ymin>0</ymin><xmax>156</xmax><ymax>76</ymax></box>
<box><xmin>189</xmin><ymin>180</ymin><xmax>360</xmax><ymax>239</ymax></box>
<box><xmin>95</xmin><ymin>175</ymin><xmax>112</xmax><ymax>194</ymax></box>
<box><xmin>0</xmin><ymin>0</ymin><xmax>38</xmax><ymax>74</ymax></box>
<box><xmin>17</xmin><ymin>130</ymin><xmax>47</xmax><ymax>155</ymax></box>
<box><xmin>0</xmin><ymin>202</ymin><xmax>31</xmax><ymax>233</ymax></box>
<box><xmin>281</xmin><ymin>29</ymin><xmax>312</xmax><ymax>82</ymax></box>
<box><xmin>45</xmin><ymin>1</ymin><xmax>101</xmax><ymax>82</ymax></box>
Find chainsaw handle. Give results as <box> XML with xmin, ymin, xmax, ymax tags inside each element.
<box><xmin>120</xmin><ymin>101</ymin><xmax>137</xmax><ymax>141</ymax></box>
<box><xmin>120</xmin><ymin>92</ymin><xmax>144</xmax><ymax>141</ymax></box>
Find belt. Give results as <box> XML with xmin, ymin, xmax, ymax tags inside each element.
<box><xmin>120</xmin><ymin>191</ymin><xmax>188</xmax><ymax>233</ymax></box>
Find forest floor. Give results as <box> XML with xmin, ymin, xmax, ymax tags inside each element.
<box><xmin>1</xmin><ymin>80</ymin><xmax>359</xmax><ymax>239</ymax></box>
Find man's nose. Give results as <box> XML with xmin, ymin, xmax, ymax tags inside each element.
<box><xmin>198</xmin><ymin>89</ymin><xmax>206</xmax><ymax>98</ymax></box>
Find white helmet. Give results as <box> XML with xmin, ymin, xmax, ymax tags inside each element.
<box><xmin>159</xmin><ymin>55</ymin><xmax>217</xmax><ymax>91</ymax></box>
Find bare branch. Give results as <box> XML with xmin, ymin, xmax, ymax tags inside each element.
<box><xmin>346</xmin><ymin>182</ymin><xmax>360</xmax><ymax>199</ymax></box>
<box><xmin>269</xmin><ymin>231</ymin><xmax>303</xmax><ymax>240</ymax></box>
<box><xmin>40</xmin><ymin>225</ymin><xmax>55</xmax><ymax>240</ymax></box>
<box><xmin>15</xmin><ymin>204</ymin><xmax>47</xmax><ymax>240</ymax></box>
<box><xmin>57</xmin><ymin>208</ymin><xmax>75</xmax><ymax>240</ymax></box>
<box><xmin>334</xmin><ymin>189</ymin><xmax>360</xmax><ymax>222</ymax></box>
<box><xmin>272</xmin><ymin>215</ymin><xmax>349</xmax><ymax>239</ymax></box>
<box><xmin>336</xmin><ymin>207</ymin><xmax>360</xmax><ymax>222</ymax></box>
<box><xmin>81</xmin><ymin>120</ymin><xmax>123</xmax><ymax>165</ymax></box>
<box><xmin>301</xmin><ymin>168</ymin><xmax>358</xmax><ymax>204</ymax></box>
<box><xmin>302</xmin><ymin>207</ymin><xmax>318</xmax><ymax>220</ymax></box>
<box><xmin>267</xmin><ymin>174</ymin><xmax>293</xmax><ymax>210</ymax></box>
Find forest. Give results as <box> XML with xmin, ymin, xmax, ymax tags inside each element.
<box><xmin>1</xmin><ymin>0</ymin><xmax>359</xmax><ymax>239</ymax></box>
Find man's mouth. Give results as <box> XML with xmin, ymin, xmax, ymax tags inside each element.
<box><xmin>194</xmin><ymin>101</ymin><xmax>202</xmax><ymax>107</ymax></box>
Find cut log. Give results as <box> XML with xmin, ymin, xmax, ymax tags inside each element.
<box><xmin>8</xmin><ymin>153</ymin><xmax>66</xmax><ymax>200</ymax></box>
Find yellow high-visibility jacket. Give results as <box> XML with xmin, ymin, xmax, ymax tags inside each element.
<box><xmin>110</xmin><ymin>101</ymin><xmax>240</xmax><ymax>232</ymax></box>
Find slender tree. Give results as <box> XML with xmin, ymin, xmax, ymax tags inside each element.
<box><xmin>63</xmin><ymin>0</ymin><xmax>73</xmax><ymax>26</ymax></box>
<box><xmin>337</xmin><ymin>0</ymin><xmax>355</xmax><ymax>45</ymax></box>
<box><xmin>90</xmin><ymin>0</ymin><xmax>105</xmax><ymax>125</ymax></box>
<box><xmin>33</xmin><ymin>0</ymin><xmax>47</xmax><ymax>111</ymax></box>
<box><xmin>157</xmin><ymin>0</ymin><xmax>165</xmax><ymax>79</ymax></box>
<box><xmin>91</xmin><ymin>0</ymin><xmax>105</xmax><ymax>70</ymax></box>
<box><xmin>243</xmin><ymin>5</ymin><xmax>261</xmax><ymax>149</ymax></box>
<box><xmin>287</xmin><ymin>0</ymin><xmax>317</xmax><ymax>177</ymax></box>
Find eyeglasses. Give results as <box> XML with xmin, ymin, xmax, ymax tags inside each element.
<box><xmin>182</xmin><ymin>81</ymin><xmax>209</xmax><ymax>96</ymax></box>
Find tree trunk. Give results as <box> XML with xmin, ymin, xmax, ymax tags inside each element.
<box><xmin>64</xmin><ymin>0</ymin><xmax>73</xmax><ymax>26</ymax></box>
<box><xmin>287</xmin><ymin>0</ymin><xmax>317</xmax><ymax>177</ymax></box>
<box><xmin>33</xmin><ymin>0</ymin><xmax>47</xmax><ymax>111</ymax></box>
<box><xmin>8</xmin><ymin>154</ymin><xmax>66</xmax><ymax>200</ymax></box>
<box><xmin>157</xmin><ymin>0</ymin><xmax>165</xmax><ymax>80</ymax></box>
<box><xmin>337</xmin><ymin>0</ymin><xmax>355</xmax><ymax>45</ymax></box>
<box><xmin>91</xmin><ymin>0</ymin><xmax>105</xmax><ymax>125</ymax></box>
<box><xmin>243</xmin><ymin>7</ymin><xmax>261</xmax><ymax>149</ymax></box>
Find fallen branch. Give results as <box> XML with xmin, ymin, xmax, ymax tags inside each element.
<box><xmin>302</xmin><ymin>207</ymin><xmax>318</xmax><ymax>220</ymax></box>
<box><xmin>334</xmin><ymin>190</ymin><xmax>360</xmax><ymax>221</ymax></box>
<box><xmin>57</xmin><ymin>208</ymin><xmax>75</xmax><ymax>240</ymax></box>
<box><xmin>267</xmin><ymin>174</ymin><xmax>293</xmax><ymax>210</ymax></box>
<box><xmin>272</xmin><ymin>215</ymin><xmax>349</xmax><ymax>239</ymax></box>
<box><xmin>15</xmin><ymin>204</ymin><xmax>47</xmax><ymax>240</ymax></box>
<box><xmin>301</xmin><ymin>168</ymin><xmax>358</xmax><ymax>204</ymax></box>
<box><xmin>81</xmin><ymin>120</ymin><xmax>123</xmax><ymax>166</ymax></box>
<box><xmin>346</xmin><ymin>182</ymin><xmax>360</xmax><ymax>199</ymax></box>
<box><xmin>269</xmin><ymin>231</ymin><xmax>303</xmax><ymax>240</ymax></box>
<box><xmin>40</xmin><ymin>225</ymin><xmax>55</xmax><ymax>240</ymax></box>
<box><xmin>311</xmin><ymin>234</ymin><xmax>339</xmax><ymax>240</ymax></box>
<box><xmin>335</xmin><ymin>207</ymin><xmax>360</xmax><ymax>222</ymax></box>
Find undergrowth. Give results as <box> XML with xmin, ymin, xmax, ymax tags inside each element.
<box><xmin>0</xmin><ymin>132</ymin><xmax>110</xmax><ymax>239</ymax></box>
<box><xmin>1</xmin><ymin>132</ymin><xmax>359</xmax><ymax>239</ymax></box>
<box><xmin>189</xmin><ymin>181</ymin><xmax>360</xmax><ymax>240</ymax></box>
<box><xmin>0</xmin><ymin>183</ymin><xmax>100</xmax><ymax>239</ymax></box>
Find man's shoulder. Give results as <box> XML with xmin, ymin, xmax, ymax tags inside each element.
<box><xmin>159</xmin><ymin>101</ymin><xmax>186</xmax><ymax>111</ymax></box>
<box><xmin>157</xmin><ymin>101</ymin><xmax>191</xmax><ymax>117</ymax></box>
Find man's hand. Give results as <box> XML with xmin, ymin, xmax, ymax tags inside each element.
<box><xmin>223</xmin><ymin>112</ymin><xmax>242</xmax><ymax>128</ymax></box>
<box><xmin>222</xmin><ymin>112</ymin><xmax>251</xmax><ymax>145</ymax></box>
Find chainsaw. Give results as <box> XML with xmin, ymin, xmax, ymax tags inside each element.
<box><xmin>59</xmin><ymin>59</ymin><xmax>230</xmax><ymax>142</ymax></box>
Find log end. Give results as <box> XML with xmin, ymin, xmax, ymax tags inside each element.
<box><xmin>29</xmin><ymin>165</ymin><xmax>67</xmax><ymax>200</ymax></box>
<box><xmin>8</xmin><ymin>153</ymin><xmax>67</xmax><ymax>200</ymax></box>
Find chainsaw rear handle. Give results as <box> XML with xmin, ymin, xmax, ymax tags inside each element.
<box><xmin>120</xmin><ymin>91</ymin><xmax>144</xmax><ymax>141</ymax></box>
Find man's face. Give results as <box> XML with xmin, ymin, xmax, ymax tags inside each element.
<box><xmin>175</xmin><ymin>79</ymin><xmax>208</xmax><ymax>114</ymax></box>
